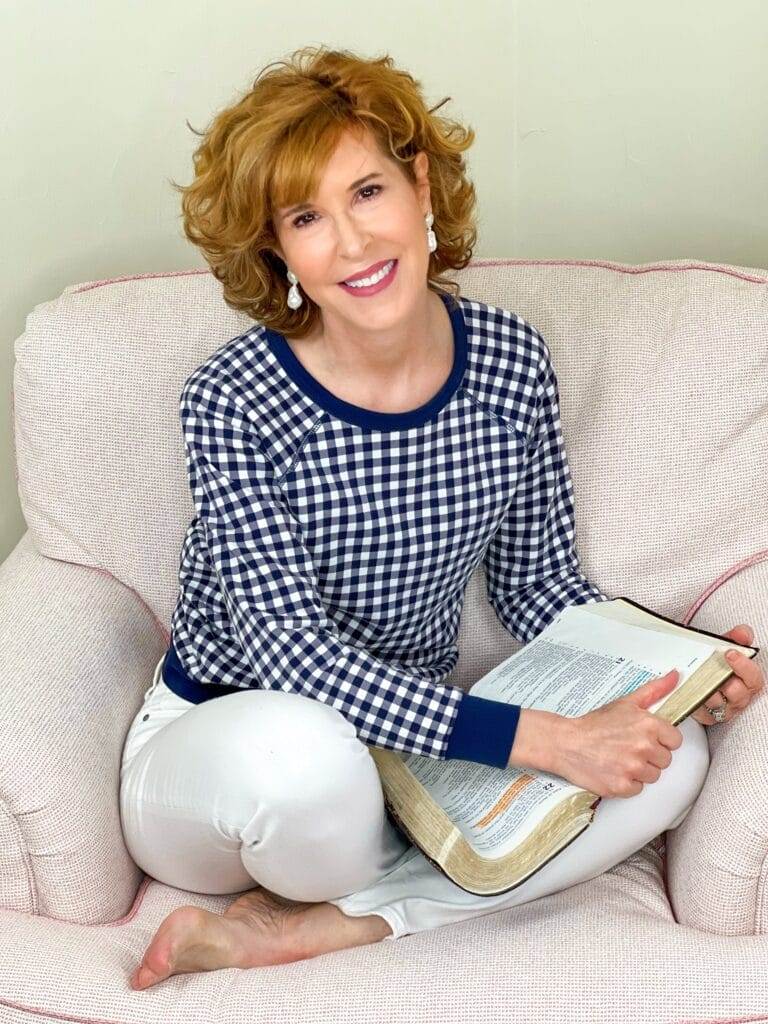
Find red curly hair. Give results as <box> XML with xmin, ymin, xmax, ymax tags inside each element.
<box><xmin>170</xmin><ymin>44</ymin><xmax>478</xmax><ymax>338</ymax></box>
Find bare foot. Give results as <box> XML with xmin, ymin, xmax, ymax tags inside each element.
<box><xmin>128</xmin><ymin>884</ymin><xmax>393</xmax><ymax>990</ymax></box>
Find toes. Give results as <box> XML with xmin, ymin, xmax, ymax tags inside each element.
<box><xmin>132</xmin><ymin>947</ymin><xmax>173</xmax><ymax>990</ymax></box>
<box><xmin>131</xmin><ymin>965</ymin><xmax>157</xmax><ymax>989</ymax></box>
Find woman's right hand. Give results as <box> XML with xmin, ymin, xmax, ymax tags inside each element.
<box><xmin>553</xmin><ymin>670</ymin><xmax>685</xmax><ymax>798</ymax></box>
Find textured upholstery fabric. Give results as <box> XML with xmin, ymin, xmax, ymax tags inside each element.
<box><xmin>3</xmin><ymin>256</ymin><xmax>768</xmax><ymax>1022</ymax></box>
<box><xmin>666</xmin><ymin>553</ymin><xmax>768</xmax><ymax>935</ymax></box>
<box><xmin>0</xmin><ymin>530</ymin><xmax>164</xmax><ymax>921</ymax></box>
<box><xmin>3</xmin><ymin>838</ymin><xmax>768</xmax><ymax>1023</ymax></box>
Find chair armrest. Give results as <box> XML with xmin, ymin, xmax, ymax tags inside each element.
<box><xmin>666</xmin><ymin>553</ymin><xmax>768</xmax><ymax>934</ymax></box>
<box><xmin>0</xmin><ymin>531</ymin><xmax>166</xmax><ymax>923</ymax></box>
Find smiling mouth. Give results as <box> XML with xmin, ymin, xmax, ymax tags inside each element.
<box><xmin>340</xmin><ymin>259</ymin><xmax>397</xmax><ymax>287</ymax></box>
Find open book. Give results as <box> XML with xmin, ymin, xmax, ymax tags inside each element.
<box><xmin>366</xmin><ymin>597</ymin><xmax>760</xmax><ymax>897</ymax></box>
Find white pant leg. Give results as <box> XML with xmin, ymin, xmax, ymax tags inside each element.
<box><xmin>328</xmin><ymin>715</ymin><xmax>711</xmax><ymax>940</ymax></box>
<box><xmin>120</xmin><ymin>657</ymin><xmax>709</xmax><ymax>944</ymax></box>
<box><xmin>118</xmin><ymin>660</ymin><xmax>411</xmax><ymax>928</ymax></box>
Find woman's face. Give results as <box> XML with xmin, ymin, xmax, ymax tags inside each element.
<box><xmin>271</xmin><ymin>127</ymin><xmax>433</xmax><ymax>333</ymax></box>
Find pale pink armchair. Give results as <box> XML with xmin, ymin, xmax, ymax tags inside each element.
<box><xmin>2</xmin><ymin>256</ymin><xmax>768</xmax><ymax>1022</ymax></box>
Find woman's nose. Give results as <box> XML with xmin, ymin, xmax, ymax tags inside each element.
<box><xmin>333</xmin><ymin>215</ymin><xmax>372</xmax><ymax>256</ymax></box>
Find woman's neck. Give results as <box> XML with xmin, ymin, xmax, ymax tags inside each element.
<box><xmin>297</xmin><ymin>291</ymin><xmax>449</xmax><ymax>385</ymax></box>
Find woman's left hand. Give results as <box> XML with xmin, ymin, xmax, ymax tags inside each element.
<box><xmin>691</xmin><ymin>623</ymin><xmax>765</xmax><ymax>726</ymax></box>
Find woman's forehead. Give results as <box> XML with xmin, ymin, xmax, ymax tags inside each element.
<box><xmin>273</xmin><ymin>129</ymin><xmax>398</xmax><ymax>214</ymax></box>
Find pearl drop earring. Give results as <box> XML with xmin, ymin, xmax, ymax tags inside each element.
<box><xmin>426</xmin><ymin>211</ymin><xmax>437</xmax><ymax>253</ymax></box>
<box><xmin>286</xmin><ymin>269</ymin><xmax>302</xmax><ymax>310</ymax></box>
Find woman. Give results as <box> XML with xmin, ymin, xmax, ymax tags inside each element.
<box><xmin>119</xmin><ymin>45</ymin><xmax>763</xmax><ymax>991</ymax></box>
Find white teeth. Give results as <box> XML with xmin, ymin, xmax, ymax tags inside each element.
<box><xmin>344</xmin><ymin>259</ymin><xmax>395</xmax><ymax>287</ymax></box>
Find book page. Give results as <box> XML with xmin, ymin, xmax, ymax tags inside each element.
<box><xmin>403</xmin><ymin>752</ymin><xmax>584</xmax><ymax>856</ymax></box>
<box><xmin>404</xmin><ymin>601</ymin><xmax>717</xmax><ymax>857</ymax></box>
<box><xmin>468</xmin><ymin>602</ymin><xmax>716</xmax><ymax>716</ymax></box>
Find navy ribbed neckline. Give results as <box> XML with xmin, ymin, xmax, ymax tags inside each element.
<box><xmin>263</xmin><ymin>290</ymin><xmax>467</xmax><ymax>430</ymax></box>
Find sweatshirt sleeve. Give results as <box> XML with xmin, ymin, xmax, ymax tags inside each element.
<box><xmin>180</xmin><ymin>375</ymin><xmax>519</xmax><ymax>768</ymax></box>
<box><xmin>482</xmin><ymin>331</ymin><xmax>612</xmax><ymax>645</ymax></box>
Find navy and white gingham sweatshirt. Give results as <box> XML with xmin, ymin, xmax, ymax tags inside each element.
<box><xmin>162</xmin><ymin>290</ymin><xmax>611</xmax><ymax>768</ymax></box>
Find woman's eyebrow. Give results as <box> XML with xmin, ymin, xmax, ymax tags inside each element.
<box><xmin>281</xmin><ymin>172</ymin><xmax>384</xmax><ymax>219</ymax></box>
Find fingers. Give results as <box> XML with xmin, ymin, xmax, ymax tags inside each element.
<box><xmin>648</xmin><ymin>745</ymin><xmax>674</xmax><ymax>771</ymax></box>
<box><xmin>704</xmin><ymin>647</ymin><xmax>765</xmax><ymax>717</ymax></box>
<box><xmin>717</xmin><ymin>677</ymin><xmax>753</xmax><ymax>710</ymax></box>
<box><xmin>723</xmin><ymin>623</ymin><xmax>754</xmax><ymax>644</ymax></box>
<box><xmin>729</xmin><ymin>651</ymin><xmax>765</xmax><ymax>692</ymax></box>
<box><xmin>695</xmin><ymin>692</ymin><xmax>738</xmax><ymax>725</ymax></box>
<box><xmin>660</xmin><ymin>723</ymin><xmax>683</xmax><ymax>750</ymax></box>
<box><xmin>702</xmin><ymin>693</ymin><xmax>737</xmax><ymax>721</ymax></box>
<box><xmin>686</xmin><ymin>623</ymin><xmax>763</xmax><ymax>727</ymax></box>
<box><xmin>692</xmin><ymin>705</ymin><xmax>722</xmax><ymax>726</ymax></box>
<box><xmin>637</xmin><ymin>761</ymin><xmax>664</xmax><ymax>783</ymax></box>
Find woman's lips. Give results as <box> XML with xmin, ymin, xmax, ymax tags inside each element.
<box><xmin>338</xmin><ymin>259</ymin><xmax>398</xmax><ymax>297</ymax></box>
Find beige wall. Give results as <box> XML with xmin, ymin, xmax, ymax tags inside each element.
<box><xmin>2</xmin><ymin>0</ymin><xmax>766</xmax><ymax>564</ymax></box>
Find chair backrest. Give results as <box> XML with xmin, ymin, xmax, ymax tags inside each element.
<box><xmin>12</xmin><ymin>258</ymin><xmax>768</xmax><ymax>691</ymax></box>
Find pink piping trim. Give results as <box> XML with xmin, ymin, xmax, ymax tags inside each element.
<box><xmin>0</xmin><ymin>1001</ymin><xmax>122</xmax><ymax>1023</ymax></box>
<box><xmin>70</xmin><ymin>258</ymin><xmax>768</xmax><ymax>291</ymax></box>
<box><xmin>73</xmin><ymin>266</ymin><xmax>211</xmax><ymax>291</ymax></box>
<box><xmin>1</xmin><ymin>994</ymin><xmax>765</xmax><ymax>1024</ymax></box>
<box><xmin>5</xmin><ymin>551</ymin><xmax>171</xmax><ymax>647</ymax></box>
<box><xmin>680</xmin><ymin>549</ymin><xmax>768</xmax><ymax>626</ymax></box>
<box><xmin>63</xmin><ymin>559</ymin><xmax>170</xmax><ymax>645</ymax></box>
<box><xmin>670</xmin><ymin>1018</ymin><xmax>768</xmax><ymax>1024</ymax></box>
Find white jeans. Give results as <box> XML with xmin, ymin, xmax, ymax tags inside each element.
<box><xmin>119</xmin><ymin>653</ymin><xmax>711</xmax><ymax>942</ymax></box>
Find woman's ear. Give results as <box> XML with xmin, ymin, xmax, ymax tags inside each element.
<box><xmin>413</xmin><ymin>150</ymin><xmax>432</xmax><ymax>213</ymax></box>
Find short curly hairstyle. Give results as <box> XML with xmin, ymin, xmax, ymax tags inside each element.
<box><xmin>170</xmin><ymin>44</ymin><xmax>478</xmax><ymax>339</ymax></box>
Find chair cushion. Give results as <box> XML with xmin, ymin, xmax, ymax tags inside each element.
<box><xmin>2</xmin><ymin>836</ymin><xmax>768</xmax><ymax>1022</ymax></box>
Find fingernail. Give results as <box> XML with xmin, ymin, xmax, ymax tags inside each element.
<box><xmin>726</xmin><ymin>651</ymin><xmax>738</xmax><ymax>662</ymax></box>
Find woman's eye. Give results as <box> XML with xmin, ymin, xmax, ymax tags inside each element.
<box><xmin>292</xmin><ymin>184</ymin><xmax>383</xmax><ymax>228</ymax></box>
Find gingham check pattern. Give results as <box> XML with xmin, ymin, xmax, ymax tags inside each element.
<box><xmin>169</xmin><ymin>295</ymin><xmax>609</xmax><ymax>760</ymax></box>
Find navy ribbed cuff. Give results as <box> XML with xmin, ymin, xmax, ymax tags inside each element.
<box><xmin>444</xmin><ymin>693</ymin><xmax>521</xmax><ymax>768</ymax></box>
<box><xmin>162</xmin><ymin>641</ymin><xmax>243</xmax><ymax>702</ymax></box>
